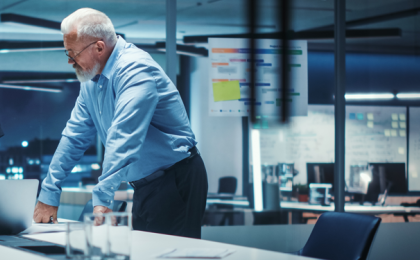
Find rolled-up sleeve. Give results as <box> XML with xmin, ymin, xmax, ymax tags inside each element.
<box><xmin>92</xmin><ymin>62</ymin><xmax>159</xmax><ymax>207</ymax></box>
<box><xmin>38</xmin><ymin>91</ymin><xmax>97</xmax><ymax>206</ymax></box>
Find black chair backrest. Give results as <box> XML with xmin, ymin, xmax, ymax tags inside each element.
<box><xmin>300</xmin><ymin>212</ymin><xmax>381</xmax><ymax>260</ymax></box>
<box><xmin>78</xmin><ymin>199</ymin><xmax>127</xmax><ymax>222</ymax></box>
<box><xmin>218</xmin><ymin>176</ymin><xmax>237</xmax><ymax>194</ymax></box>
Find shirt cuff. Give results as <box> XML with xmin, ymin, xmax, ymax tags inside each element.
<box><xmin>38</xmin><ymin>189</ymin><xmax>61</xmax><ymax>207</ymax></box>
<box><xmin>92</xmin><ymin>185</ymin><xmax>116</xmax><ymax>208</ymax></box>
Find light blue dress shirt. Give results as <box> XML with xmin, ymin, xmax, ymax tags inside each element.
<box><xmin>38</xmin><ymin>37</ymin><xmax>197</xmax><ymax>208</ymax></box>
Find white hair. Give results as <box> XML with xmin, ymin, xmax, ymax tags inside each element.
<box><xmin>61</xmin><ymin>8</ymin><xmax>117</xmax><ymax>46</ymax></box>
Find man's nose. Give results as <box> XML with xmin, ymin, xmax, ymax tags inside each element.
<box><xmin>68</xmin><ymin>58</ymin><xmax>75</xmax><ymax>65</ymax></box>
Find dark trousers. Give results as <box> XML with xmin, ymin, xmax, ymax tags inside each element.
<box><xmin>131</xmin><ymin>153</ymin><xmax>208</xmax><ymax>238</ymax></box>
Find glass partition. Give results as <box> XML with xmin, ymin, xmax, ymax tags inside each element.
<box><xmin>344</xmin><ymin>0</ymin><xmax>420</xmax><ymax>223</ymax></box>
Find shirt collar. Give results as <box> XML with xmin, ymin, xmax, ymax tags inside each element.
<box><xmin>100</xmin><ymin>36</ymin><xmax>127</xmax><ymax>80</ymax></box>
<box><xmin>91</xmin><ymin>74</ymin><xmax>100</xmax><ymax>82</ymax></box>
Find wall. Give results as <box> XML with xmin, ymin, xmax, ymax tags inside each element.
<box><xmin>190</xmin><ymin>56</ymin><xmax>243</xmax><ymax>195</ymax></box>
<box><xmin>308</xmin><ymin>51</ymin><xmax>420</xmax><ymax>104</ymax></box>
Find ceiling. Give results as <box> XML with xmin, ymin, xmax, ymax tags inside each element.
<box><xmin>0</xmin><ymin>0</ymin><xmax>419</xmax><ymax>53</ymax></box>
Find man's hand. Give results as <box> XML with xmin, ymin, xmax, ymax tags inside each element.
<box><xmin>93</xmin><ymin>205</ymin><xmax>113</xmax><ymax>214</ymax></box>
<box><xmin>33</xmin><ymin>201</ymin><xmax>59</xmax><ymax>224</ymax></box>
<box><xmin>93</xmin><ymin>206</ymin><xmax>113</xmax><ymax>226</ymax></box>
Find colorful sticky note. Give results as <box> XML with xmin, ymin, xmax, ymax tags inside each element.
<box><xmin>391</xmin><ymin>113</ymin><xmax>398</xmax><ymax>121</ymax></box>
<box><xmin>399</xmin><ymin>114</ymin><xmax>406</xmax><ymax>121</ymax></box>
<box><xmin>398</xmin><ymin>147</ymin><xmax>405</xmax><ymax>155</ymax></box>
<box><xmin>400</xmin><ymin>130</ymin><xmax>406</xmax><ymax>137</ymax></box>
<box><xmin>384</xmin><ymin>129</ymin><xmax>391</xmax><ymax>137</ymax></box>
<box><xmin>392</xmin><ymin>122</ymin><xmax>399</xmax><ymax>128</ymax></box>
<box><xmin>391</xmin><ymin>129</ymin><xmax>398</xmax><ymax>136</ymax></box>
<box><xmin>400</xmin><ymin>122</ymin><xmax>406</xmax><ymax>129</ymax></box>
<box><xmin>349</xmin><ymin>113</ymin><xmax>356</xmax><ymax>120</ymax></box>
<box><xmin>212</xmin><ymin>81</ymin><xmax>241</xmax><ymax>102</ymax></box>
<box><xmin>357</xmin><ymin>113</ymin><xmax>364</xmax><ymax>120</ymax></box>
<box><xmin>367</xmin><ymin>113</ymin><xmax>374</xmax><ymax>120</ymax></box>
<box><xmin>367</xmin><ymin>121</ymin><xmax>374</xmax><ymax>128</ymax></box>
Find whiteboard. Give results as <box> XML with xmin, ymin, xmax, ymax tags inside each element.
<box><xmin>345</xmin><ymin>106</ymin><xmax>407</xmax><ymax>186</ymax></box>
<box><xmin>259</xmin><ymin>105</ymin><xmax>335</xmax><ymax>185</ymax></box>
<box><xmin>258</xmin><ymin>105</ymin><xmax>407</xmax><ymax>186</ymax></box>
<box><xmin>409</xmin><ymin>107</ymin><xmax>420</xmax><ymax>191</ymax></box>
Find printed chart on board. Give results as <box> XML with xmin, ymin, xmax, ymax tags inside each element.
<box><xmin>208</xmin><ymin>38</ymin><xmax>308</xmax><ymax>117</ymax></box>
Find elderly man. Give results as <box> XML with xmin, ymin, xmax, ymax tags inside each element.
<box><xmin>33</xmin><ymin>8</ymin><xmax>208</xmax><ymax>239</ymax></box>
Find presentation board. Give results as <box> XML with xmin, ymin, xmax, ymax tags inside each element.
<box><xmin>409</xmin><ymin>107</ymin><xmax>420</xmax><ymax>191</ymax></box>
<box><xmin>208</xmin><ymin>38</ymin><xmax>308</xmax><ymax>117</ymax></box>
<box><xmin>258</xmin><ymin>105</ymin><xmax>407</xmax><ymax>186</ymax></box>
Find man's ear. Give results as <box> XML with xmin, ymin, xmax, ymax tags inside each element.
<box><xmin>96</xmin><ymin>41</ymin><xmax>105</xmax><ymax>56</ymax></box>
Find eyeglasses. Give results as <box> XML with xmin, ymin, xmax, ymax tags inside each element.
<box><xmin>65</xmin><ymin>40</ymin><xmax>99</xmax><ymax>62</ymax></box>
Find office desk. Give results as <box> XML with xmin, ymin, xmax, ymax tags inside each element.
<box><xmin>0</xmin><ymin>229</ymin><xmax>319</xmax><ymax>260</ymax></box>
<box><xmin>206</xmin><ymin>199</ymin><xmax>420</xmax><ymax>215</ymax></box>
<box><xmin>205</xmin><ymin>199</ymin><xmax>420</xmax><ymax>224</ymax></box>
<box><xmin>281</xmin><ymin>202</ymin><xmax>420</xmax><ymax>215</ymax></box>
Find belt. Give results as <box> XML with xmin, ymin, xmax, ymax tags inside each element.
<box><xmin>129</xmin><ymin>146</ymin><xmax>199</xmax><ymax>190</ymax></box>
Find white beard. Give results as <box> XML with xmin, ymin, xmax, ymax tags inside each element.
<box><xmin>75</xmin><ymin>62</ymin><xmax>100</xmax><ymax>82</ymax></box>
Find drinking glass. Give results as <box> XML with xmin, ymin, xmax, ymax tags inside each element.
<box><xmin>66</xmin><ymin>222</ymin><xmax>87</xmax><ymax>259</ymax></box>
<box><xmin>84</xmin><ymin>213</ymin><xmax>108</xmax><ymax>259</ymax></box>
<box><xmin>106</xmin><ymin>212</ymin><xmax>132</xmax><ymax>260</ymax></box>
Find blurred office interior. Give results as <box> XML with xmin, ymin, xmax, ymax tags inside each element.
<box><xmin>1</xmin><ymin>0</ymin><xmax>420</xmax><ymax>259</ymax></box>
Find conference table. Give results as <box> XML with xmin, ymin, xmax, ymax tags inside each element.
<box><xmin>0</xmin><ymin>219</ymin><xmax>317</xmax><ymax>260</ymax></box>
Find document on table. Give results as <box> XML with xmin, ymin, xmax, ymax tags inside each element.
<box><xmin>20</xmin><ymin>223</ymin><xmax>67</xmax><ymax>235</ymax></box>
<box><xmin>158</xmin><ymin>248</ymin><xmax>235</xmax><ymax>259</ymax></box>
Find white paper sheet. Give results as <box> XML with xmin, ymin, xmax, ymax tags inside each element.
<box><xmin>158</xmin><ymin>248</ymin><xmax>235</xmax><ymax>259</ymax></box>
<box><xmin>20</xmin><ymin>224</ymin><xmax>67</xmax><ymax>234</ymax></box>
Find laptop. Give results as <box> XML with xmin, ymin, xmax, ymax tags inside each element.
<box><xmin>0</xmin><ymin>179</ymin><xmax>39</xmax><ymax>235</ymax></box>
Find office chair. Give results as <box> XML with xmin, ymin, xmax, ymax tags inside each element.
<box><xmin>216</xmin><ymin>177</ymin><xmax>237</xmax><ymax>225</ymax></box>
<box><xmin>218</xmin><ymin>176</ymin><xmax>237</xmax><ymax>194</ymax></box>
<box><xmin>78</xmin><ymin>199</ymin><xmax>127</xmax><ymax>221</ymax></box>
<box><xmin>295</xmin><ymin>212</ymin><xmax>381</xmax><ymax>260</ymax></box>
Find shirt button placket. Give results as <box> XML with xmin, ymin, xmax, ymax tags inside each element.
<box><xmin>98</xmin><ymin>83</ymin><xmax>103</xmax><ymax>115</ymax></box>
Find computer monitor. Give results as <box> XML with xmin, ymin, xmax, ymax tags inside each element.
<box><xmin>306</xmin><ymin>163</ymin><xmax>334</xmax><ymax>191</ymax></box>
<box><xmin>354</xmin><ymin>163</ymin><xmax>407</xmax><ymax>204</ymax></box>
<box><xmin>368</xmin><ymin>163</ymin><xmax>407</xmax><ymax>194</ymax></box>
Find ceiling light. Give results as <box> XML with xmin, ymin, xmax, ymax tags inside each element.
<box><xmin>0</xmin><ymin>47</ymin><xmax>65</xmax><ymax>53</ymax></box>
<box><xmin>396</xmin><ymin>93</ymin><xmax>420</xmax><ymax>99</ymax></box>
<box><xmin>345</xmin><ymin>93</ymin><xmax>394</xmax><ymax>100</ymax></box>
<box><xmin>3</xmin><ymin>79</ymin><xmax>78</xmax><ymax>84</ymax></box>
<box><xmin>0</xmin><ymin>84</ymin><xmax>62</xmax><ymax>93</ymax></box>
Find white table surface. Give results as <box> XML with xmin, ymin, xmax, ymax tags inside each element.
<box><xmin>21</xmin><ymin>230</ymin><xmax>317</xmax><ymax>260</ymax></box>
<box><xmin>0</xmin><ymin>244</ymin><xmax>49</xmax><ymax>260</ymax></box>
